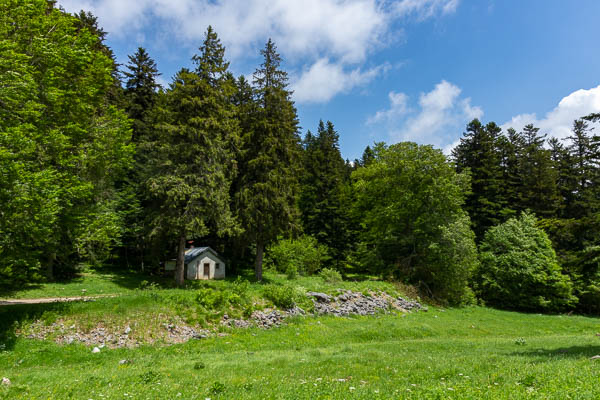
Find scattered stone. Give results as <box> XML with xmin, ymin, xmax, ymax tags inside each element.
<box><xmin>252</xmin><ymin>310</ymin><xmax>284</xmax><ymax>329</ymax></box>
<box><xmin>16</xmin><ymin>290</ymin><xmax>422</xmax><ymax>349</ymax></box>
<box><xmin>119</xmin><ymin>359</ymin><xmax>132</xmax><ymax>365</ymax></box>
<box><xmin>308</xmin><ymin>290</ymin><xmax>422</xmax><ymax>317</ymax></box>
<box><xmin>1</xmin><ymin>377</ymin><xmax>10</xmax><ymax>386</ymax></box>
<box><xmin>192</xmin><ymin>333</ymin><xmax>208</xmax><ymax>340</ymax></box>
<box><xmin>591</xmin><ymin>355</ymin><xmax>600</xmax><ymax>360</ymax></box>
<box><xmin>306</xmin><ymin>292</ymin><xmax>332</xmax><ymax>303</ymax></box>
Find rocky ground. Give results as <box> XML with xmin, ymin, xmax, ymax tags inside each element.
<box><xmin>17</xmin><ymin>290</ymin><xmax>424</xmax><ymax>349</ymax></box>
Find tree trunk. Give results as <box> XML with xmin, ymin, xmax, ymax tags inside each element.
<box><xmin>255</xmin><ymin>239</ymin><xmax>264</xmax><ymax>282</ymax></box>
<box><xmin>45</xmin><ymin>252</ymin><xmax>56</xmax><ymax>281</ymax></box>
<box><xmin>175</xmin><ymin>233</ymin><xmax>186</xmax><ymax>286</ymax></box>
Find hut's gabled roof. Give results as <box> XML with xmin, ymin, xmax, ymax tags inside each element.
<box><xmin>184</xmin><ymin>247</ymin><xmax>224</xmax><ymax>264</ymax></box>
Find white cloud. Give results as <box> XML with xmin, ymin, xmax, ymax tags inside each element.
<box><xmin>501</xmin><ymin>85</ymin><xmax>600</xmax><ymax>140</ymax></box>
<box><xmin>394</xmin><ymin>0</ymin><xmax>460</xmax><ymax>20</ymax></box>
<box><xmin>58</xmin><ymin>0</ymin><xmax>460</xmax><ymax>103</ymax></box>
<box><xmin>59</xmin><ymin>0</ymin><xmax>389</xmax><ymax>62</ymax></box>
<box><xmin>368</xmin><ymin>80</ymin><xmax>482</xmax><ymax>149</ymax></box>
<box><xmin>367</xmin><ymin>91</ymin><xmax>410</xmax><ymax>124</ymax></box>
<box><xmin>292</xmin><ymin>59</ymin><xmax>389</xmax><ymax>103</ymax></box>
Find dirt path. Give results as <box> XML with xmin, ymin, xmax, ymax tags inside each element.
<box><xmin>0</xmin><ymin>294</ymin><xmax>118</xmax><ymax>306</ymax></box>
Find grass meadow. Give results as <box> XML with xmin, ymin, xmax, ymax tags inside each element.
<box><xmin>1</xmin><ymin>270</ymin><xmax>599</xmax><ymax>399</ymax></box>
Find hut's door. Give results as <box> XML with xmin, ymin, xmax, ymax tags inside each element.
<box><xmin>203</xmin><ymin>263</ymin><xmax>210</xmax><ymax>278</ymax></box>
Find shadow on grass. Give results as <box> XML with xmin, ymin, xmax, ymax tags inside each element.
<box><xmin>0</xmin><ymin>283</ymin><xmax>44</xmax><ymax>298</ymax></box>
<box><xmin>0</xmin><ymin>302</ymin><xmax>71</xmax><ymax>351</ymax></box>
<box><xmin>512</xmin><ymin>345</ymin><xmax>600</xmax><ymax>360</ymax></box>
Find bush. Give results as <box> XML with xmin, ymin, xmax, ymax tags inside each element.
<box><xmin>265</xmin><ymin>235</ymin><xmax>329</xmax><ymax>276</ymax></box>
<box><xmin>351</xmin><ymin>142</ymin><xmax>477</xmax><ymax>304</ymax></box>
<box><xmin>477</xmin><ymin>212</ymin><xmax>575</xmax><ymax>312</ymax></box>
<box><xmin>425</xmin><ymin>213</ymin><xmax>478</xmax><ymax>305</ymax></box>
<box><xmin>319</xmin><ymin>268</ymin><xmax>342</xmax><ymax>283</ymax></box>
<box><xmin>263</xmin><ymin>285</ymin><xmax>298</xmax><ymax>309</ymax></box>
<box><xmin>568</xmin><ymin>245</ymin><xmax>600</xmax><ymax>314</ymax></box>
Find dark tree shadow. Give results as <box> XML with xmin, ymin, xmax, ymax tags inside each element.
<box><xmin>0</xmin><ymin>302</ymin><xmax>71</xmax><ymax>351</ymax></box>
<box><xmin>511</xmin><ymin>345</ymin><xmax>600</xmax><ymax>360</ymax></box>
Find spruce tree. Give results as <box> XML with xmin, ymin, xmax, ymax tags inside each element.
<box><xmin>299</xmin><ymin>120</ymin><xmax>352</xmax><ymax>267</ymax></box>
<box><xmin>236</xmin><ymin>39</ymin><xmax>301</xmax><ymax>281</ymax></box>
<box><xmin>497</xmin><ymin>128</ymin><xmax>523</xmax><ymax>218</ymax></box>
<box><xmin>452</xmin><ymin>120</ymin><xmax>505</xmax><ymax>238</ymax></box>
<box><xmin>518</xmin><ymin>124</ymin><xmax>560</xmax><ymax>218</ymax></box>
<box><xmin>123</xmin><ymin>47</ymin><xmax>161</xmax><ymax>142</ymax></box>
<box><xmin>147</xmin><ymin>27</ymin><xmax>239</xmax><ymax>286</ymax></box>
<box><xmin>565</xmin><ymin>119</ymin><xmax>600</xmax><ymax>218</ymax></box>
<box><xmin>118</xmin><ymin>47</ymin><xmax>162</xmax><ymax>269</ymax></box>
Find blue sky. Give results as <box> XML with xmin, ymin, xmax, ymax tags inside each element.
<box><xmin>58</xmin><ymin>0</ymin><xmax>600</xmax><ymax>160</ymax></box>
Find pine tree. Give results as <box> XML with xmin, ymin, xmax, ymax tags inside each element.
<box><xmin>147</xmin><ymin>27</ymin><xmax>239</xmax><ymax>286</ymax></box>
<box><xmin>236</xmin><ymin>39</ymin><xmax>301</xmax><ymax>281</ymax></box>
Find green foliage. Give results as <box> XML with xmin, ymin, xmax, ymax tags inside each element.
<box><xmin>425</xmin><ymin>214</ymin><xmax>478</xmax><ymax>305</ymax></box>
<box><xmin>265</xmin><ymin>235</ymin><xmax>330</xmax><ymax>277</ymax></box>
<box><xmin>477</xmin><ymin>212</ymin><xmax>575</xmax><ymax>312</ymax></box>
<box><xmin>299</xmin><ymin>121</ymin><xmax>353</xmax><ymax>267</ymax></box>
<box><xmin>319</xmin><ymin>268</ymin><xmax>342</xmax><ymax>283</ymax></box>
<box><xmin>353</xmin><ymin>142</ymin><xmax>478</xmax><ymax>304</ymax></box>
<box><xmin>566</xmin><ymin>245</ymin><xmax>600</xmax><ymax>314</ymax></box>
<box><xmin>453</xmin><ymin>120</ymin><xmax>506</xmax><ymax>238</ymax></box>
<box><xmin>262</xmin><ymin>284</ymin><xmax>300</xmax><ymax>309</ymax></box>
<box><xmin>235</xmin><ymin>39</ymin><xmax>301</xmax><ymax>281</ymax></box>
<box><xmin>0</xmin><ymin>0</ymin><xmax>133</xmax><ymax>285</ymax></box>
<box><xmin>146</xmin><ymin>27</ymin><xmax>240</xmax><ymax>285</ymax></box>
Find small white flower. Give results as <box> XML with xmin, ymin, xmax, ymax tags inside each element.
<box><xmin>349</xmin><ymin>387</ymin><xmax>355</xmax><ymax>391</ymax></box>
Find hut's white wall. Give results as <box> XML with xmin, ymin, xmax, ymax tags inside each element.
<box><xmin>186</xmin><ymin>253</ymin><xmax>225</xmax><ymax>280</ymax></box>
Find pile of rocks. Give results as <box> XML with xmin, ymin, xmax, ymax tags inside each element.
<box><xmin>163</xmin><ymin>323</ymin><xmax>211</xmax><ymax>343</ymax></box>
<box><xmin>222</xmin><ymin>310</ymin><xmax>286</xmax><ymax>330</ymax></box>
<box><xmin>18</xmin><ymin>290</ymin><xmax>423</xmax><ymax>348</ymax></box>
<box><xmin>307</xmin><ymin>290</ymin><xmax>424</xmax><ymax>316</ymax></box>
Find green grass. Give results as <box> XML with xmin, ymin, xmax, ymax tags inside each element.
<box><xmin>0</xmin><ymin>269</ymin><xmax>408</xmax><ymax>345</ymax></box>
<box><xmin>1</xmin><ymin>306</ymin><xmax>599</xmax><ymax>399</ymax></box>
<box><xmin>0</xmin><ymin>269</ymin><xmax>171</xmax><ymax>299</ymax></box>
<box><xmin>1</xmin><ymin>270</ymin><xmax>599</xmax><ymax>398</ymax></box>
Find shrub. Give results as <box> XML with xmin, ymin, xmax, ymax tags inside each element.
<box><xmin>477</xmin><ymin>212</ymin><xmax>576</xmax><ymax>312</ymax></box>
<box><xmin>319</xmin><ymin>268</ymin><xmax>342</xmax><ymax>283</ymax></box>
<box><xmin>265</xmin><ymin>235</ymin><xmax>329</xmax><ymax>276</ymax></box>
<box><xmin>351</xmin><ymin>142</ymin><xmax>477</xmax><ymax>304</ymax></box>
<box><xmin>263</xmin><ymin>285</ymin><xmax>298</xmax><ymax>309</ymax></box>
<box><xmin>425</xmin><ymin>213</ymin><xmax>478</xmax><ymax>305</ymax></box>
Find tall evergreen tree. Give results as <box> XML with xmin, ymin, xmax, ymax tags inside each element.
<box><xmin>299</xmin><ymin>120</ymin><xmax>352</xmax><ymax>266</ymax></box>
<box><xmin>123</xmin><ymin>47</ymin><xmax>161</xmax><ymax>142</ymax></box>
<box><xmin>147</xmin><ymin>27</ymin><xmax>239</xmax><ymax>286</ymax></box>
<box><xmin>236</xmin><ymin>39</ymin><xmax>301</xmax><ymax>281</ymax></box>
<box><xmin>497</xmin><ymin>128</ymin><xmax>523</xmax><ymax>217</ymax></box>
<box><xmin>118</xmin><ymin>47</ymin><xmax>162</xmax><ymax>269</ymax></box>
<box><xmin>518</xmin><ymin>124</ymin><xmax>560</xmax><ymax>217</ymax></box>
<box><xmin>564</xmin><ymin>119</ymin><xmax>600</xmax><ymax>218</ymax></box>
<box><xmin>452</xmin><ymin>120</ymin><xmax>505</xmax><ymax>238</ymax></box>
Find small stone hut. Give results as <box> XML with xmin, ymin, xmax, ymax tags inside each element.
<box><xmin>165</xmin><ymin>247</ymin><xmax>226</xmax><ymax>280</ymax></box>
